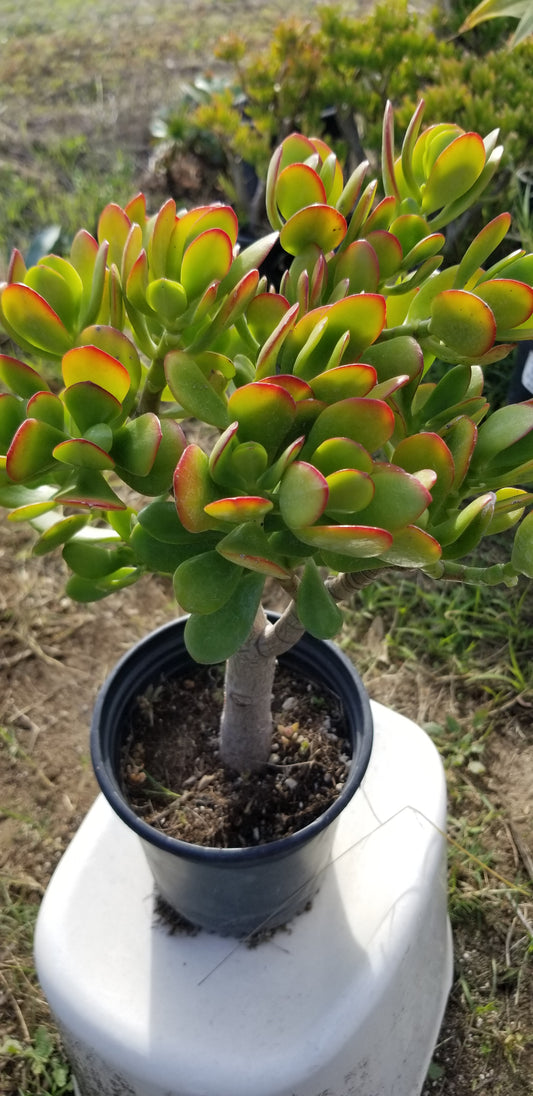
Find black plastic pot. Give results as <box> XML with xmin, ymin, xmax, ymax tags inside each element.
<box><xmin>90</xmin><ymin>616</ymin><xmax>373</xmax><ymax>938</ymax></box>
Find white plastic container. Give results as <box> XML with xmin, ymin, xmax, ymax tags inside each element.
<box><xmin>35</xmin><ymin>700</ymin><xmax>453</xmax><ymax>1096</ymax></box>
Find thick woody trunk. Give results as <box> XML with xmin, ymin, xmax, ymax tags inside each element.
<box><xmin>219</xmin><ymin>602</ymin><xmax>306</xmax><ymax>772</ymax></box>
<box><xmin>219</xmin><ymin>606</ymin><xmax>277</xmax><ymax>772</ymax></box>
<box><xmin>219</xmin><ymin>571</ymin><xmax>384</xmax><ymax>773</ymax></box>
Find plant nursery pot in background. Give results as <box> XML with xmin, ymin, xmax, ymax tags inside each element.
<box><xmin>90</xmin><ymin>615</ymin><xmax>374</xmax><ymax>938</ymax></box>
<box><xmin>35</xmin><ymin>619</ymin><xmax>453</xmax><ymax>1096</ymax></box>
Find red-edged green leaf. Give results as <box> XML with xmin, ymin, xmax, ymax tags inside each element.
<box><xmin>381</xmin><ymin>102</ymin><xmax>401</xmax><ymax>201</ymax></box>
<box><xmin>362</xmin><ymin>335</ymin><xmax>424</xmax><ymax>384</ymax></box>
<box><xmin>388</xmin><ymin>214</ymin><xmax>428</xmax><ymax>254</ymax></box>
<box><xmin>422</xmin><ymin>133</ymin><xmax>486</xmax><ymax>214</ymax></box>
<box><xmin>62</xmin><ymin>540</ymin><xmax>133</xmax><ymax>579</ymax></box>
<box><xmin>77</xmin><ymin>325</ymin><xmax>142</xmax><ymax>401</ymax></box>
<box><xmin>306</xmin><ymin>397</ymin><xmax>395</xmax><ymax>457</ymax></box>
<box><xmin>371</xmin><ymin>375</ymin><xmax>410</xmax><ymax>400</ymax></box>
<box><xmin>441</xmin><ymin>493</ymin><xmax>496</xmax><ymax>559</ymax></box>
<box><xmin>297</xmin><ymin>559</ymin><xmax>344</xmax><ymax>639</ymax></box>
<box><xmin>325</xmin><ymin>468</ymin><xmax>375</xmax><ymax>514</ymax></box>
<box><xmin>169</xmin><ymin>206</ymin><xmax>239</xmax><ymax>279</ymax></box>
<box><xmin>118</xmin><ymin>419</ymin><xmax>185</xmax><ymax>496</ymax></box>
<box><xmin>25</xmin><ymin>260</ymin><xmax>81</xmax><ymax>332</ymax></box>
<box><xmin>218</xmin><ymin>231</ymin><xmax>279</xmax><ymax>295</ymax></box>
<box><xmin>174</xmin><ymin>444</ymin><xmax>220</xmax><ymax>532</ymax></box>
<box><xmin>399</xmin><ymin>99</ymin><xmax>425</xmax><ymax>199</ymax></box>
<box><xmin>266</xmin><ymin>133</ymin><xmax>317</xmax><ymax>228</ymax></box>
<box><xmin>216</xmin><ymin>524</ymin><xmax>291</xmax><ymax>579</ymax></box>
<box><xmin>62</xmin><ymin>382</ymin><xmax>122</xmax><ymax>433</ymax></box>
<box><xmin>63</xmin><ymin>345</ymin><xmax>131</xmax><ymax>403</ymax></box>
<box><xmin>454</xmin><ymin>213</ymin><xmax>512</xmax><ymax>289</ymax></box>
<box><xmin>97</xmin><ymin>202</ymin><xmax>131</xmax><ymax>268</ymax></box>
<box><xmin>392</xmin><ymin>433</ymin><xmax>455</xmax><ymax>505</ymax></box>
<box><xmin>246</xmin><ymin>294</ymin><xmax>291</xmax><ymax>345</ymax></box>
<box><xmin>180</xmin><ymin>229</ymin><xmax>233</xmax><ymax>301</ymax></box>
<box><xmin>0</xmin><ymin>394</ymin><xmax>25</xmax><ymax>448</ymax></box>
<box><xmin>280</xmin><ymin>205</ymin><xmax>347</xmax><ymax>257</ymax></box>
<box><xmin>208</xmin><ymin>421</ymin><xmax>240</xmax><ymax>487</ymax></box>
<box><xmin>287</xmin><ymin>296</ymin><xmax>386</xmax><ymax>379</ymax></box>
<box><xmin>1</xmin><ymin>283</ymin><xmax>72</xmax><ymax>356</ymax></box>
<box><xmin>359</xmin><ymin>465</ymin><xmax>432</xmax><ymax>531</ymax></box>
<box><xmin>279</xmin><ymin>461</ymin><xmax>329</xmax><ymax>528</ymax></box>
<box><xmin>430</xmin><ymin>290</ymin><xmax>496</xmax><ymax>357</ymax></box>
<box><xmin>336</xmin><ymin>160</ymin><xmax>369</xmax><ymax>217</ymax></box>
<box><xmin>475</xmin><ymin>279</ymin><xmax>533</xmax><ymax>332</ymax></box>
<box><xmin>124</xmin><ymin>192</ymin><xmax>147</xmax><ymax>227</ymax></box>
<box><xmin>333</xmin><ymin>240</ymin><xmax>379</xmax><ymax>294</ymax></box>
<box><xmin>227</xmin><ymin>381</ymin><xmax>295</xmax><ymax>459</ymax></box>
<box><xmin>129</xmin><ymin>523</ymin><xmax>193</xmax><ymax>574</ymax></box>
<box><xmin>121</xmin><ymin>223</ymin><xmax>144</xmax><ymax>286</ymax></box>
<box><xmin>7</xmin><ymin>248</ymin><xmax>27</xmax><ymax>283</ymax></box>
<box><xmin>111</xmin><ymin>413</ymin><xmax>161</xmax><ymax>475</ymax></box>
<box><xmin>126</xmin><ymin>250</ymin><xmax>152</xmax><ymax>314</ymax></box>
<box><xmin>258</xmin><ymin>436</ymin><xmax>305</xmax><ymax>489</ymax></box>
<box><xmin>6</xmin><ymin>419</ymin><xmax>65</xmax><ymax>481</ymax></box>
<box><xmin>32</xmin><ymin>514</ymin><xmax>90</xmax><ymax>556</ymax></box>
<box><xmin>366</xmin><ymin>230</ymin><xmax>403</xmax><ymax>280</ymax></box>
<box><xmin>512</xmin><ymin>512</ymin><xmax>533</xmax><ymax>578</ymax></box>
<box><xmin>54</xmin><ymin>470</ymin><xmax>126</xmax><ymax>511</ymax></box>
<box><xmin>8</xmin><ymin>498</ymin><xmax>59</xmax><ymax>522</ymax></box>
<box><xmin>148</xmin><ymin>198</ymin><xmax>177</xmax><ymax>278</ymax></box>
<box><xmin>174</xmin><ymin>550</ymin><xmax>243</xmax><ymax>614</ymax></box>
<box><xmin>365</xmin><ymin>197</ymin><xmax>398</xmax><ymax>234</ymax></box>
<box><xmin>0</xmin><ymin>483</ymin><xmax>57</xmax><ymax>511</ymax></box>
<box><xmin>401</xmin><ymin>233</ymin><xmax>445</xmax><ymax>270</ymax></box>
<box><xmin>65</xmin><ymin>568</ymin><xmax>140</xmax><ymax>602</ymax></box>
<box><xmin>472</xmin><ymin>403</ymin><xmax>533</xmax><ymax>466</ymax></box>
<box><xmin>146</xmin><ymin>278</ymin><xmax>188</xmax><ymax>325</ymax></box>
<box><xmin>487</xmin><ymin>488</ymin><xmax>529</xmax><ymax>535</ymax></box>
<box><xmin>137</xmin><ymin>499</ymin><xmax>196</xmax><ymax>544</ymax></box>
<box><xmin>164</xmin><ymin>350</ymin><xmax>229</xmax><ymax>430</ymax></box>
<box><xmin>255</xmin><ymin>302</ymin><xmax>300</xmax><ymax>380</ymax></box>
<box><xmin>276</xmin><ymin>163</ymin><xmax>327</xmax><ymax>220</ymax></box>
<box><xmin>0</xmin><ymin>354</ymin><xmax>48</xmax><ymax>399</ymax></box>
<box><xmin>184</xmin><ymin>572</ymin><xmax>265</xmax><ymax>664</ymax></box>
<box><xmin>312</xmin><ymin>438</ymin><xmax>373</xmax><ymax>476</ymax></box>
<box><xmin>261</xmin><ymin>375</ymin><xmax>312</xmax><ymax>403</ymax></box>
<box><xmin>344</xmin><ymin>179</ymin><xmax>379</xmax><ymax>244</ymax></box>
<box><xmin>296</xmin><ymin>523</ymin><xmax>393</xmax><ymax>557</ymax></box>
<box><xmin>441</xmin><ymin>416</ymin><xmax>477</xmax><ymax>487</ymax></box>
<box><xmin>70</xmin><ymin>229</ymin><xmax>98</xmax><ymax>283</ymax></box>
<box><xmin>379</xmin><ymin>525</ymin><xmax>442</xmax><ymax>567</ymax></box>
<box><xmin>311</xmin><ymin>364</ymin><xmax>376</xmax><ymax>402</ymax></box>
<box><xmin>210</xmin><ymin>268</ymin><xmax>260</xmax><ymax>334</ymax></box>
<box><xmin>26</xmin><ymin>391</ymin><xmax>64</xmax><ymax>431</ymax></box>
<box><xmin>229</xmin><ymin>442</ymin><xmax>269</xmax><ymax>490</ymax></box>
<box><xmin>190</xmin><ymin>280</ymin><xmax>220</xmax><ymax>324</ymax></box>
<box><xmin>204</xmin><ymin>495</ymin><xmax>273</xmax><ymax>522</ymax></box>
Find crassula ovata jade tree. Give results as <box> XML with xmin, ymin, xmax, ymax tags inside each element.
<box><xmin>2</xmin><ymin>101</ymin><xmax>533</xmax><ymax>774</ymax></box>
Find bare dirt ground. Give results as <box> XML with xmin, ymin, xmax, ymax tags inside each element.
<box><xmin>0</xmin><ymin>2</ymin><xmax>532</xmax><ymax>1093</ymax></box>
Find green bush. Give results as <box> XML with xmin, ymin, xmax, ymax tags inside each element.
<box><xmin>179</xmin><ymin>1</ymin><xmax>532</xmax><ymax>237</ymax></box>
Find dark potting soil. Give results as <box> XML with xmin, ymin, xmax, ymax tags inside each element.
<box><xmin>122</xmin><ymin>665</ymin><xmax>352</xmax><ymax>848</ymax></box>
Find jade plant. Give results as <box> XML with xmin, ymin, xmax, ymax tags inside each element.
<box><xmin>1</xmin><ymin>102</ymin><xmax>533</xmax><ymax>774</ymax></box>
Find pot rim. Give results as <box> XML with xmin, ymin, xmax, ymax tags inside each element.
<box><xmin>90</xmin><ymin>615</ymin><xmax>373</xmax><ymax>865</ymax></box>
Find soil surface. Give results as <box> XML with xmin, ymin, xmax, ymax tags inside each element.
<box><xmin>124</xmin><ymin>664</ymin><xmax>351</xmax><ymax>846</ymax></box>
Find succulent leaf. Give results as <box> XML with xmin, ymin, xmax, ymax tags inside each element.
<box><xmin>184</xmin><ymin>572</ymin><xmax>265</xmax><ymax>664</ymax></box>
<box><xmin>173</xmin><ymin>551</ymin><xmax>243</xmax><ymax>614</ymax></box>
<box><xmin>279</xmin><ymin>461</ymin><xmax>329</xmax><ymax>528</ymax></box>
<box><xmin>297</xmin><ymin>559</ymin><xmax>344</xmax><ymax>639</ymax></box>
